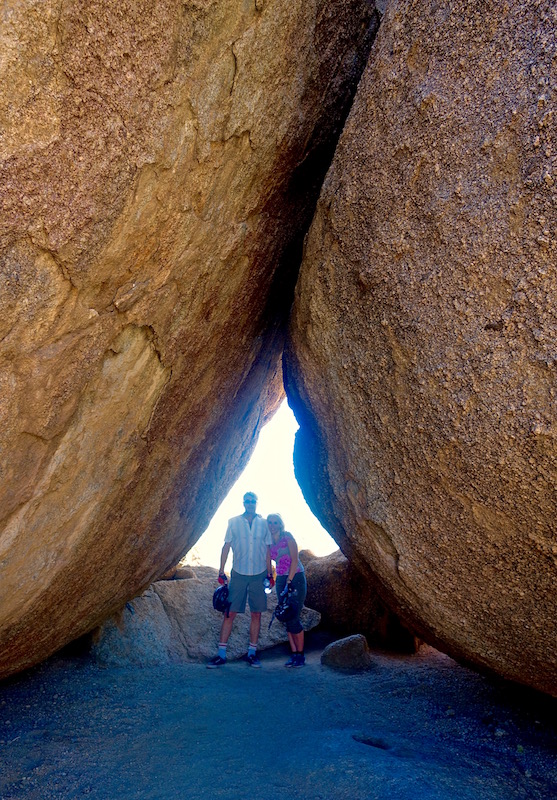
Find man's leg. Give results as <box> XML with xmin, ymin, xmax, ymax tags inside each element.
<box><xmin>249</xmin><ymin>611</ymin><xmax>261</xmax><ymax>646</ymax></box>
<box><xmin>207</xmin><ymin>611</ymin><xmax>237</xmax><ymax>668</ymax></box>
<box><xmin>246</xmin><ymin>611</ymin><xmax>262</xmax><ymax>667</ymax></box>
<box><xmin>245</xmin><ymin>572</ymin><xmax>266</xmax><ymax>667</ymax></box>
<box><xmin>219</xmin><ymin>611</ymin><xmax>237</xmax><ymax>643</ymax></box>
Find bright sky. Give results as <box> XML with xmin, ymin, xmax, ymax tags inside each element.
<box><xmin>186</xmin><ymin>400</ymin><xmax>337</xmax><ymax>567</ymax></box>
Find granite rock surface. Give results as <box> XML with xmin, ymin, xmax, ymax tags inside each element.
<box><xmin>320</xmin><ymin>633</ymin><xmax>374</xmax><ymax>672</ymax></box>
<box><xmin>286</xmin><ymin>0</ymin><xmax>557</xmax><ymax>694</ymax></box>
<box><xmin>301</xmin><ymin>549</ymin><xmax>418</xmax><ymax>652</ymax></box>
<box><xmin>90</xmin><ymin>567</ymin><xmax>321</xmax><ymax>665</ymax></box>
<box><xmin>0</xmin><ymin>0</ymin><xmax>378</xmax><ymax>678</ymax></box>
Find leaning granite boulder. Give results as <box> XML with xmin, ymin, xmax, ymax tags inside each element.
<box><xmin>0</xmin><ymin>0</ymin><xmax>377</xmax><ymax>679</ymax></box>
<box><xmin>302</xmin><ymin>550</ymin><xmax>418</xmax><ymax>652</ymax></box>
<box><xmin>91</xmin><ymin>567</ymin><xmax>321</xmax><ymax>666</ymax></box>
<box><xmin>286</xmin><ymin>0</ymin><xmax>557</xmax><ymax>694</ymax></box>
<box><xmin>321</xmin><ymin>635</ymin><xmax>374</xmax><ymax>673</ymax></box>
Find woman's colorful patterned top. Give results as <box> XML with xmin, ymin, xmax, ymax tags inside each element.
<box><xmin>270</xmin><ymin>532</ymin><xmax>305</xmax><ymax>576</ymax></box>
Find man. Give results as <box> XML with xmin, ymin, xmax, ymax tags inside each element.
<box><xmin>207</xmin><ymin>491</ymin><xmax>273</xmax><ymax>668</ymax></box>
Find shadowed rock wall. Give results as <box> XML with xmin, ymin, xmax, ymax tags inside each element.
<box><xmin>286</xmin><ymin>0</ymin><xmax>557</xmax><ymax>694</ymax></box>
<box><xmin>0</xmin><ymin>0</ymin><xmax>378</xmax><ymax>678</ymax></box>
<box><xmin>302</xmin><ymin>550</ymin><xmax>419</xmax><ymax>652</ymax></box>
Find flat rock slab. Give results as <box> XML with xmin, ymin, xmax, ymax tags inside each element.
<box><xmin>91</xmin><ymin>572</ymin><xmax>321</xmax><ymax>666</ymax></box>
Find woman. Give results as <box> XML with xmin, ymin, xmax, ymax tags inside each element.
<box><xmin>267</xmin><ymin>513</ymin><xmax>307</xmax><ymax>667</ymax></box>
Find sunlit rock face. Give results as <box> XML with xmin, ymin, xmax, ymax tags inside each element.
<box><xmin>286</xmin><ymin>0</ymin><xmax>557</xmax><ymax>694</ymax></box>
<box><xmin>0</xmin><ymin>0</ymin><xmax>378</xmax><ymax>678</ymax></box>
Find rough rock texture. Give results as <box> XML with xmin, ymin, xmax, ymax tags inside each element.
<box><xmin>161</xmin><ymin>564</ymin><xmax>195</xmax><ymax>581</ymax></box>
<box><xmin>0</xmin><ymin>0</ymin><xmax>379</xmax><ymax>679</ymax></box>
<box><xmin>286</xmin><ymin>0</ymin><xmax>557</xmax><ymax>694</ymax></box>
<box><xmin>320</xmin><ymin>634</ymin><xmax>374</xmax><ymax>672</ymax></box>
<box><xmin>301</xmin><ymin>549</ymin><xmax>419</xmax><ymax>652</ymax></box>
<box><xmin>90</xmin><ymin>567</ymin><xmax>321</xmax><ymax>665</ymax></box>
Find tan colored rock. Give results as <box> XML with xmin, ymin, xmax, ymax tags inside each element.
<box><xmin>286</xmin><ymin>0</ymin><xmax>557</xmax><ymax>694</ymax></box>
<box><xmin>160</xmin><ymin>562</ymin><xmax>195</xmax><ymax>580</ymax></box>
<box><xmin>0</xmin><ymin>0</ymin><xmax>378</xmax><ymax>678</ymax></box>
<box><xmin>91</xmin><ymin>567</ymin><xmax>321</xmax><ymax>665</ymax></box>
<box><xmin>160</xmin><ymin>566</ymin><xmax>179</xmax><ymax>581</ymax></box>
<box><xmin>302</xmin><ymin>550</ymin><xmax>418</xmax><ymax>652</ymax></box>
<box><xmin>320</xmin><ymin>634</ymin><xmax>374</xmax><ymax>672</ymax></box>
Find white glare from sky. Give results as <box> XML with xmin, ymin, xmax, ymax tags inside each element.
<box><xmin>186</xmin><ymin>400</ymin><xmax>337</xmax><ymax>567</ymax></box>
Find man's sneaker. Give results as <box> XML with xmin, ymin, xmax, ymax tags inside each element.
<box><xmin>207</xmin><ymin>655</ymin><xmax>227</xmax><ymax>669</ymax></box>
<box><xmin>246</xmin><ymin>653</ymin><xmax>261</xmax><ymax>668</ymax></box>
<box><xmin>292</xmin><ymin>653</ymin><xmax>305</xmax><ymax>668</ymax></box>
<box><xmin>284</xmin><ymin>655</ymin><xmax>297</xmax><ymax>667</ymax></box>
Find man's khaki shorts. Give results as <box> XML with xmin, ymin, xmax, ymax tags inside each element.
<box><xmin>228</xmin><ymin>569</ymin><xmax>267</xmax><ymax>613</ymax></box>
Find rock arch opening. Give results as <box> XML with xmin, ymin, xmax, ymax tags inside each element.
<box><xmin>185</xmin><ymin>400</ymin><xmax>337</xmax><ymax>568</ymax></box>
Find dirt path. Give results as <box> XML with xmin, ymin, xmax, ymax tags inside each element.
<box><xmin>0</xmin><ymin>640</ymin><xmax>556</xmax><ymax>800</ymax></box>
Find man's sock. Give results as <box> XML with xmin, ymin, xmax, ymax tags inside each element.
<box><xmin>218</xmin><ymin>643</ymin><xmax>227</xmax><ymax>660</ymax></box>
<box><xmin>248</xmin><ymin>643</ymin><xmax>257</xmax><ymax>657</ymax></box>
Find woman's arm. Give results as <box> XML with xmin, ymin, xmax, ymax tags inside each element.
<box><xmin>286</xmin><ymin>535</ymin><xmax>299</xmax><ymax>583</ymax></box>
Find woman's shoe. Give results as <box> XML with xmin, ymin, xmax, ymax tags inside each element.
<box><xmin>284</xmin><ymin>654</ymin><xmax>297</xmax><ymax>667</ymax></box>
<box><xmin>292</xmin><ymin>653</ymin><xmax>305</xmax><ymax>667</ymax></box>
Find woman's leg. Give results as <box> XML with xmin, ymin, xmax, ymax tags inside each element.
<box><xmin>291</xmin><ymin>630</ymin><xmax>304</xmax><ymax>652</ymax></box>
<box><xmin>287</xmin><ymin>572</ymin><xmax>307</xmax><ymax>664</ymax></box>
<box><xmin>277</xmin><ymin>576</ymin><xmax>297</xmax><ymax>661</ymax></box>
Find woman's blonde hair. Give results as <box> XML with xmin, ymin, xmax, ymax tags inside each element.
<box><xmin>267</xmin><ymin>513</ymin><xmax>285</xmax><ymax>533</ymax></box>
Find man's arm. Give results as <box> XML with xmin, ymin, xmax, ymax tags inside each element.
<box><xmin>219</xmin><ymin>542</ymin><xmax>231</xmax><ymax>574</ymax></box>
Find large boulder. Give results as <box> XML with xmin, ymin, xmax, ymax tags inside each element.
<box><xmin>302</xmin><ymin>550</ymin><xmax>418</xmax><ymax>652</ymax></box>
<box><xmin>91</xmin><ymin>567</ymin><xmax>321</xmax><ymax>665</ymax></box>
<box><xmin>286</xmin><ymin>0</ymin><xmax>557</xmax><ymax>694</ymax></box>
<box><xmin>0</xmin><ymin>0</ymin><xmax>378</xmax><ymax>679</ymax></box>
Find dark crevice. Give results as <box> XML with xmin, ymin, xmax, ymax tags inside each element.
<box><xmin>353</xmin><ymin>735</ymin><xmax>392</xmax><ymax>750</ymax></box>
<box><xmin>262</xmin><ymin>1</ymin><xmax>379</xmax><ymax>552</ymax></box>
<box><xmin>260</xmin><ymin>7</ymin><xmax>381</xmax><ymax>336</ymax></box>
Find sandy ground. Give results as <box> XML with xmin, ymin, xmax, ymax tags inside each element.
<box><xmin>0</xmin><ymin>634</ymin><xmax>556</xmax><ymax>800</ymax></box>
